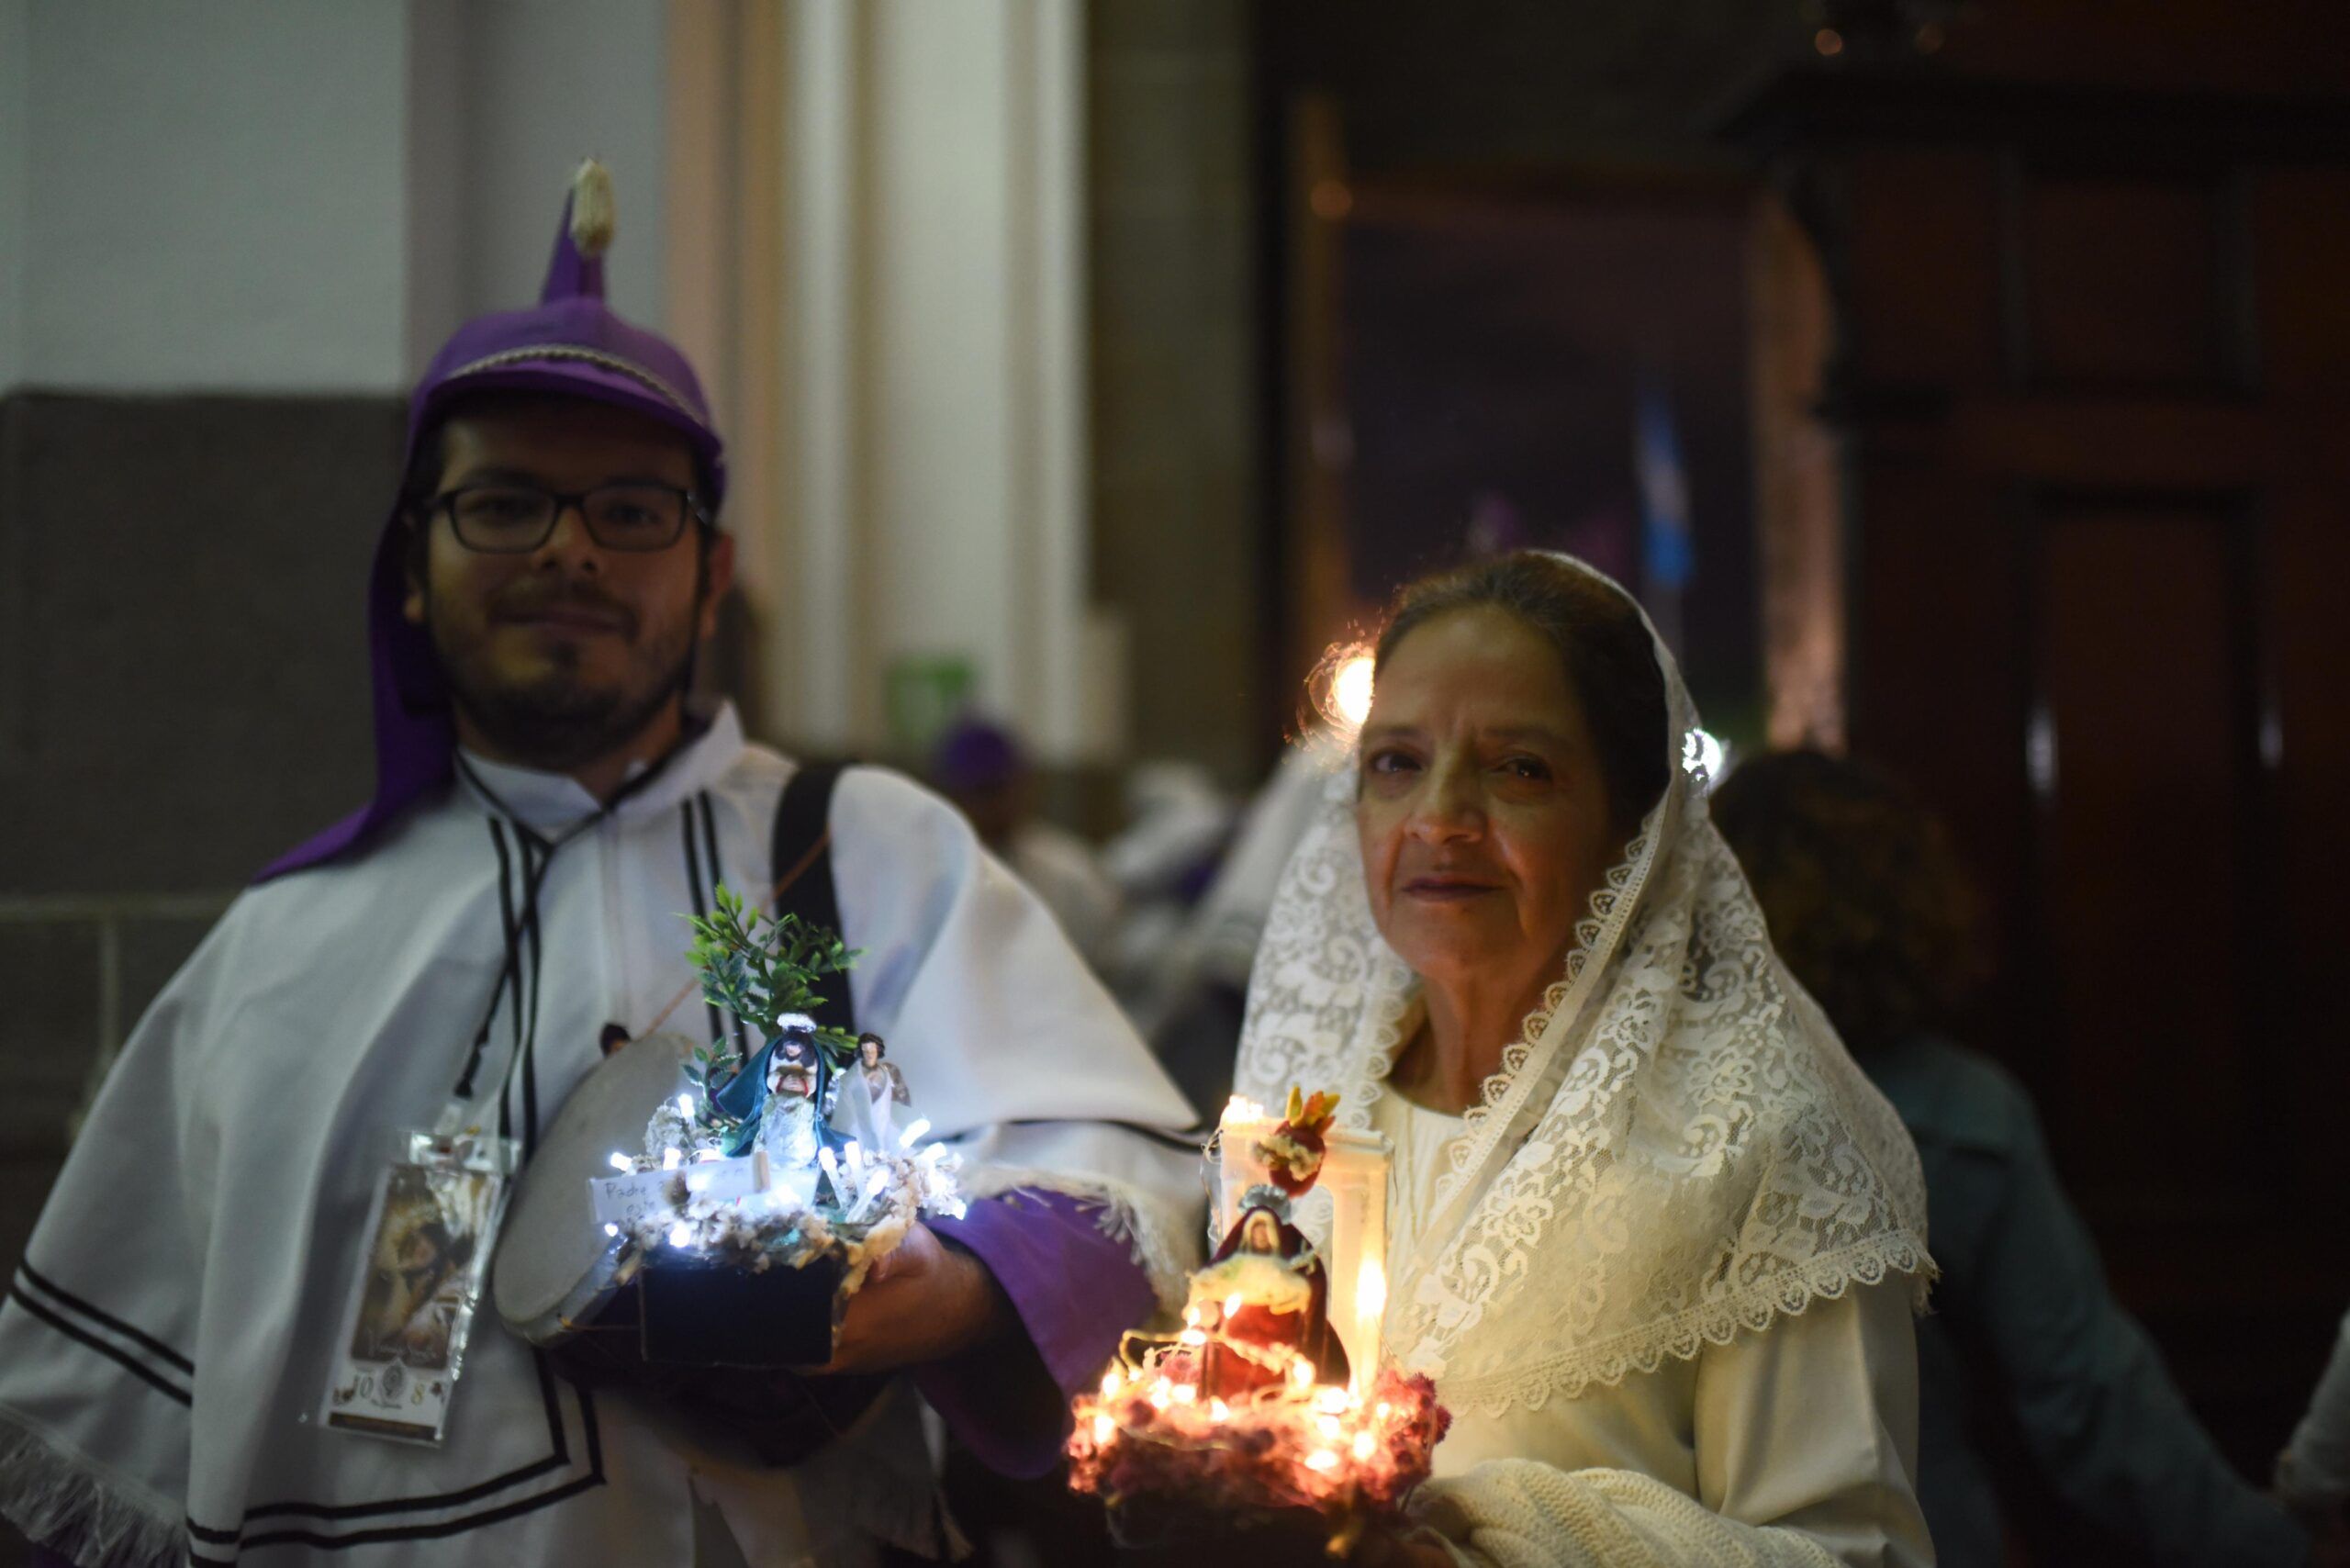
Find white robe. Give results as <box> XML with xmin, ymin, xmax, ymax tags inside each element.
<box><xmin>0</xmin><ymin>704</ymin><xmax>1198</xmax><ymax>1567</ymax></box>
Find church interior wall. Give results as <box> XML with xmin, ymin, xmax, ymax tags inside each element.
<box><xmin>1084</xmin><ymin>0</ymin><xmax>1264</xmax><ymax>792</ymax></box>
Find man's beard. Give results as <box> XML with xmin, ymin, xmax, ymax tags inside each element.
<box><xmin>428</xmin><ymin>589</ymin><xmax>700</xmax><ymax>775</ymax></box>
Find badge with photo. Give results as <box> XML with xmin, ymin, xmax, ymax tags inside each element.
<box><xmin>323</xmin><ymin>1131</ymin><xmax>519</xmax><ymax>1444</ymax></box>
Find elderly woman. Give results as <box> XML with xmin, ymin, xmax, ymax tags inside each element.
<box><xmin>1234</xmin><ymin>553</ymin><xmax>1933</xmax><ymax>1567</ymax></box>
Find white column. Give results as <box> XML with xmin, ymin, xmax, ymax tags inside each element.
<box><xmin>0</xmin><ymin>0</ymin><xmax>28</xmax><ymax>393</ymax></box>
<box><xmin>747</xmin><ymin>0</ymin><xmax>1103</xmax><ymax>763</ymax></box>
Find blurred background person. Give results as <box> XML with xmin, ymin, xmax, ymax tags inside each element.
<box><xmin>931</xmin><ymin>714</ymin><xmax>1124</xmax><ymax>975</ymax></box>
<box><xmin>1714</xmin><ymin>750</ymin><xmax>2309</xmax><ymax>1568</ymax></box>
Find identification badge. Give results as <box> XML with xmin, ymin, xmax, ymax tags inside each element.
<box><xmin>323</xmin><ymin>1131</ymin><xmax>520</xmax><ymax>1445</ymax></box>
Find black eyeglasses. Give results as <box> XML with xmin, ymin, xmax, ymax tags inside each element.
<box><xmin>430</xmin><ymin>482</ymin><xmax>708</xmax><ymax>554</ymax></box>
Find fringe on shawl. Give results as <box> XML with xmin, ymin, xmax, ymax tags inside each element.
<box><xmin>0</xmin><ymin>1417</ymin><xmax>183</xmax><ymax>1568</ymax></box>
<box><xmin>959</xmin><ymin>1166</ymin><xmax>1195</xmax><ymax>1312</ymax></box>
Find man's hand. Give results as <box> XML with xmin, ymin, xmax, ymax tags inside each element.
<box><xmin>805</xmin><ymin>1221</ymin><xmax>1013</xmax><ymax>1376</ymax></box>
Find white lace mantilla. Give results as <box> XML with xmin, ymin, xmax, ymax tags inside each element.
<box><xmin>1235</xmin><ymin>556</ymin><xmax>1932</xmax><ymax>1418</ymax></box>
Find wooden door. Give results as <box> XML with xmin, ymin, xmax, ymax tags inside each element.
<box><xmin>1729</xmin><ymin>69</ymin><xmax>2350</xmax><ymax>1486</ymax></box>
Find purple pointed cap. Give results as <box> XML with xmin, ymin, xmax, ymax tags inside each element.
<box><xmin>257</xmin><ymin>161</ymin><xmax>727</xmax><ymax>882</ymax></box>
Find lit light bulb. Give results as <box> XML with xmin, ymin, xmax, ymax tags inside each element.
<box><xmin>602</xmin><ymin>1222</ymin><xmax>620</xmax><ymax>1238</ymax></box>
<box><xmin>1291</xmin><ymin>1358</ymin><xmax>1317</xmax><ymax>1389</ymax></box>
<box><xmin>608</xmin><ymin>1152</ymin><xmax>632</xmax><ymax>1172</ymax></box>
<box><xmin>677</xmin><ymin>1092</ymin><xmax>695</xmax><ymax>1120</ymax></box>
<box><xmin>1304</xmin><ymin>1449</ymin><xmax>1338</xmax><ymax>1472</ymax></box>
<box><xmin>1331</xmin><ymin>655</ymin><xmax>1375</xmax><ymax>730</ymax></box>
<box><xmin>1316</xmin><ymin>1414</ymin><xmax>1342</xmax><ymax>1440</ymax></box>
<box><xmin>1375</xmin><ymin>1401</ymin><xmax>1393</xmax><ymax>1420</ymax></box>
<box><xmin>666</xmin><ymin>1222</ymin><xmax>692</xmax><ymax>1248</ymax></box>
<box><xmin>1172</xmin><ymin>1383</ymin><xmax>1197</xmax><ymax>1404</ymax></box>
<box><xmin>661</xmin><ymin>1147</ymin><xmax>682</xmax><ymax>1170</ymax></box>
<box><xmin>1209</xmin><ymin>1399</ymin><xmax>1230</xmax><ymax>1422</ymax></box>
<box><xmin>1179</xmin><ymin>1328</ymin><xmax>1208</xmax><ymax>1347</ymax></box>
<box><xmin>1352</xmin><ymin>1430</ymin><xmax>1376</xmax><ymax>1461</ymax></box>
<box><xmin>1092</xmin><ymin>1414</ymin><xmax>1114</xmax><ymax>1443</ymax></box>
<box><xmin>1225</xmin><ymin>1293</ymin><xmax>1244</xmax><ymax>1317</ymax></box>
<box><xmin>1316</xmin><ymin>1387</ymin><xmax>1350</xmax><ymax>1415</ymax></box>
<box><xmin>1101</xmin><ymin>1371</ymin><xmax>1121</xmax><ymax>1398</ymax></box>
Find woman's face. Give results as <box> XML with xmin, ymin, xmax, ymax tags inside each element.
<box><xmin>1357</xmin><ymin>605</ymin><xmax>1625</xmax><ymax>1011</ymax></box>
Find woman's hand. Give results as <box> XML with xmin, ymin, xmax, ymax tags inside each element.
<box><xmin>803</xmin><ymin>1222</ymin><xmax>1012</xmax><ymax>1375</ymax></box>
<box><xmin>1350</xmin><ymin>1526</ymin><xmax>1459</xmax><ymax>1567</ymax></box>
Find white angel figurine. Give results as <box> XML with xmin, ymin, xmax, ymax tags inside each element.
<box><xmin>826</xmin><ymin>1032</ymin><xmax>912</xmax><ymax>1149</ymax></box>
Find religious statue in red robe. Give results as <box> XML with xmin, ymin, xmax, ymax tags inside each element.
<box><xmin>1192</xmin><ymin>1089</ymin><xmax>1350</xmax><ymax>1398</ymax></box>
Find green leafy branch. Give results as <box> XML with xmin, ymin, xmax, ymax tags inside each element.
<box><xmin>685</xmin><ymin>883</ymin><xmax>864</xmax><ymax>1069</ymax></box>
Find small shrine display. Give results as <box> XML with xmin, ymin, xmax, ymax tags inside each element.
<box><xmin>1069</xmin><ymin>1088</ymin><xmax>1448</xmax><ymax>1553</ymax></box>
<box><xmin>599</xmin><ymin>887</ymin><xmax>962</xmax><ymax>1284</ymax></box>
<box><xmin>493</xmin><ymin>886</ymin><xmax>964</xmax><ymax>1374</ymax></box>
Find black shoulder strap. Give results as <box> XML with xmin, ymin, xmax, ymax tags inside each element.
<box><xmin>770</xmin><ymin>762</ymin><xmax>854</xmax><ymax>1036</ymax></box>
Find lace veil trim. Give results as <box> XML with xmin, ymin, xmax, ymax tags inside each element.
<box><xmin>1234</xmin><ymin>555</ymin><xmax>1932</xmax><ymax>1417</ymax></box>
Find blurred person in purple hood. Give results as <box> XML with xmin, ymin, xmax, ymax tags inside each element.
<box><xmin>0</xmin><ymin>163</ymin><xmax>1198</xmax><ymax>1568</ymax></box>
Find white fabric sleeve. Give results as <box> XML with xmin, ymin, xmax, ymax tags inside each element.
<box><xmin>1413</xmin><ymin>1467</ymin><xmax>1844</xmax><ymax>1568</ymax></box>
<box><xmin>1411</xmin><ymin>1283</ymin><xmax>1930</xmax><ymax>1568</ymax></box>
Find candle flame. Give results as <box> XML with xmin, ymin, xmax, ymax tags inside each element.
<box><xmin>1092</xmin><ymin>1414</ymin><xmax>1113</xmax><ymax>1443</ymax></box>
<box><xmin>1209</xmin><ymin>1399</ymin><xmax>1230</xmax><ymax>1421</ymax></box>
<box><xmin>1352</xmin><ymin>1430</ymin><xmax>1377</xmax><ymax>1460</ymax></box>
<box><xmin>1100</xmin><ymin>1371</ymin><xmax>1121</xmax><ymax>1397</ymax></box>
<box><xmin>1290</xmin><ymin>1357</ymin><xmax>1317</xmax><ymax>1388</ymax></box>
<box><xmin>1304</xmin><ymin>1449</ymin><xmax>1339</xmax><ymax>1472</ymax></box>
<box><xmin>608</xmin><ymin>1151</ymin><xmax>632</xmax><ymax>1172</ymax></box>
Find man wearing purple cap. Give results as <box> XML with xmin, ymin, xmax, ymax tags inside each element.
<box><xmin>0</xmin><ymin>163</ymin><xmax>1199</xmax><ymax>1567</ymax></box>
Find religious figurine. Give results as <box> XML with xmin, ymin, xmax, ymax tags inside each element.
<box><xmin>1192</xmin><ymin>1089</ymin><xmax>1350</xmax><ymax>1398</ymax></box>
<box><xmin>711</xmin><ymin>1014</ymin><xmax>828</xmax><ymax>1161</ymax></box>
<box><xmin>759</xmin><ymin>1027</ymin><xmax>825</xmax><ymax>1169</ymax></box>
<box><xmin>826</xmin><ymin>1032</ymin><xmax>912</xmax><ymax>1149</ymax></box>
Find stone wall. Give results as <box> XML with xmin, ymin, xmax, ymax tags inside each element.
<box><xmin>0</xmin><ymin>391</ymin><xmax>397</xmax><ymax>1562</ymax></box>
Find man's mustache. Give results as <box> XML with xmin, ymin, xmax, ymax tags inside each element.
<box><xmin>490</xmin><ymin>584</ymin><xmax>638</xmax><ymax>633</ymax></box>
